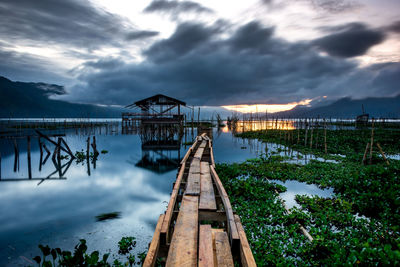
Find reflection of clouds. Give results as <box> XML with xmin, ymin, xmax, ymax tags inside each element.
<box><xmin>271</xmin><ymin>180</ymin><xmax>334</xmax><ymax>209</ymax></box>
<box><xmin>0</xmin><ymin>133</ymin><xmax>176</xmax><ymax>266</ymax></box>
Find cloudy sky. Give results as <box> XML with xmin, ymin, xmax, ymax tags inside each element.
<box><xmin>0</xmin><ymin>0</ymin><xmax>399</xmax><ymax>108</ymax></box>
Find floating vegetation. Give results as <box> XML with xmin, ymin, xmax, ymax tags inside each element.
<box><xmin>118</xmin><ymin>236</ymin><xmax>136</xmax><ymax>255</ymax></box>
<box><xmin>101</xmin><ymin>150</ymin><xmax>108</xmax><ymax>154</ymax></box>
<box><xmin>95</xmin><ymin>212</ymin><xmax>121</xmax><ymax>222</ymax></box>
<box><xmin>216</xmin><ymin>130</ymin><xmax>400</xmax><ymax>265</ymax></box>
<box><xmin>33</xmin><ymin>237</ymin><xmax>145</xmax><ymax>267</ymax></box>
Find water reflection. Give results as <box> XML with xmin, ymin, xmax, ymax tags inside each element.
<box><xmin>0</xmin><ymin>125</ymin><xmax>179</xmax><ymax>266</ymax></box>
<box><xmin>0</xmin><ymin>119</ymin><xmax>356</xmax><ymax>266</ymax></box>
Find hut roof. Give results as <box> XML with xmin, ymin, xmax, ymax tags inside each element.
<box><xmin>126</xmin><ymin>94</ymin><xmax>186</xmax><ymax>108</ymax></box>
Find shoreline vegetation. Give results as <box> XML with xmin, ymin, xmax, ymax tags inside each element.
<box><xmin>216</xmin><ymin>126</ymin><xmax>400</xmax><ymax>265</ymax></box>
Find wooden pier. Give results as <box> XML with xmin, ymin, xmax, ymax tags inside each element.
<box><xmin>143</xmin><ymin>133</ymin><xmax>256</xmax><ymax>267</ymax></box>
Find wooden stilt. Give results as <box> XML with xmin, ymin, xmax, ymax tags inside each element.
<box><xmin>13</xmin><ymin>139</ymin><xmax>19</xmax><ymax>172</ymax></box>
<box><xmin>369</xmin><ymin>118</ymin><xmax>375</xmax><ymax>164</ymax></box>
<box><xmin>27</xmin><ymin>136</ymin><xmax>32</xmax><ymax>179</ymax></box>
<box><xmin>377</xmin><ymin>143</ymin><xmax>390</xmax><ymax>166</ymax></box>
<box><xmin>362</xmin><ymin>143</ymin><xmax>370</xmax><ymax>165</ymax></box>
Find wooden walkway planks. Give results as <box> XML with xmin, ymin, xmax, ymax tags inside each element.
<box><xmin>215</xmin><ymin>232</ymin><xmax>235</xmax><ymax>267</ymax></box>
<box><xmin>234</xmin><ymin>215</ymin><xmax>257</xmax><ymax>267</ymax></box>
<box><xmin>210</xmin><ymin>165</ymin><xmax>240</xmax><ymax>245</ymax></box>
<box><xmin>199</xmin><ymin>162</ymin><xmax>217</xmax><ymax>210</ymax></box>
<box><xmin>185</xmin><ymin>171</ymin><xmax>200</xmax><ymax>195</ymax></box>
<box><xmin>166</xmin><ymin>195</ymin><xmax>199</xmax><ymax>267</ymax></box>
<box><xmin>143</xmin><ymin>214</ymin><xmax>164</xmax><ymax>267</ymax></box>
<box><xmin>144</xmin><ymin>133</ymin><xmax>256</xmax><ymax>267</ymax></box>
<box><xmin>160</xmin><ymin>164</ymin><xmax>184</xmax><ymax>243</ymax></box>
<box><xmin>198</xmin><ymin>225</ymin><xmax>214</xmax><ymax>267</ymax></box>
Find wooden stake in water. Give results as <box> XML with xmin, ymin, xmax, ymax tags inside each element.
<box><xmin>309</xmin><ymin>125</ymin><xmax>314</xmax><ymax>149</ymax></box>
<box><xmin>362</xmin><ymin>143</ymin><xmax>370</xmax><ymax>165</ymax></box>
<box><xmin>13</xmin><ymin>139</ymin><xmax>19</xmax><ymax>172</ymax></box>
<box><xmin>57</xmin><ymin>138</ymin><xmax>62</xmax><ymax>177</ymax></box>
<box><xmin>369</xmin><ymin>118</ymin><xmax>375</xmax><ymax>164</ymax></box>
<box><xmin>27</xmin><ymin>136</ymin><xmax>32</xmax><ymax>179</ymax></box>
<box><xmin>86</xmin><ymin>137</ymin><xmax>91</xmax><ymax>176</ymax></box>
<box><xmin>324</xmin><ymin>119</ymin><xmax>327</xmax><ymax>153</ymax></box>
<box><xmin>377</xmin><ymin>143</ymin><xmax>390</xmax><ymax>166</ymax></box>
<box><xmin>39</xmin><ymin>137</ymin><xmax>43</xmax><ymax>171</ymax></box>
<box><xmin>304</xmin><ymin>119</ymin><xmax>308</xmax><ymax>147</ymax></box>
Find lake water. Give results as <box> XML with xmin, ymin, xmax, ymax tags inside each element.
<box><xmin>0</xmin><ymin>121</ymin><xmax>334</xmax><ymax>266</ymax></box>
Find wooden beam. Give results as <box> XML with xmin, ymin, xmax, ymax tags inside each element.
<box><xmin>199</xmin><ymin>210</ymin><xmax>226</xmax><ymax>221</ymax></box>
<box><xmin>185</xmin><ymin>172</ymin><xmax>200</xmax><ymax>196</ymax></box>
<box><xmin>165</xmin><ymin>196</ymin><xmax>198</xmax><ymax>267</ymax></box>
<box><xmin>143</xmin><ymin>214</ymin><xmax>164</xmax><ymax>267</ymax></box>
<box><xmin>234</xmin><ymin>215</ymin><xmax>256</xmax><ymax>267</ymax></box>
<box><xmin>160</xmin><ymin>158</ymin><xmax>186</xmax><ymax>243</ymax></box>
<box><xmin>214</xmin><ymin>232</ymin><xmax>234</xmax><ymax>266</ymax></box>
<box><xmin>210</xmin><ymin>165</ymin><xmax>240</xmax><ymax>248</ymax></box>
<box><xmin>199</xmin><ymin>162</ymin><xmax>217</xmax><ymax>210</ymax></box>
<box><xmin>199</xmin><ymin>225</ymin><xmax>214</xmax><ymax>267</ymax></box>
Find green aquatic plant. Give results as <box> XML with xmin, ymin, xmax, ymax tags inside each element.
<box><xmin>118</xmin><ymin>236</ymin><xmax>136</xmax><ymax>255</ymax></box>
<box><xmin>216</xmin><ymin>152</ymin><xmax>400</xmax><ymax>265</ymax></box>
<box><xmin>32</xmin><ymin>237</ymin><xmax>147</xmax><ymax>266</ymax></box>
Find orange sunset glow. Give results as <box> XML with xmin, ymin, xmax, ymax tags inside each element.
<box><xmin>221</xmin><ymin>99</ymin><xmax>312</xmax><ymax>113</ymax></box>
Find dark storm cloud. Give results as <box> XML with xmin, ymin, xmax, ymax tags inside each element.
<box><xmin>65</xmin><ymin>20</ymin><xmax>370</xmax><ymax>106</ymax></box>
<box><xmin>313</xmin><ymin>23</ymin><xmax>385</xmax><ymax>57</ymax></box>
<box><xmin>229</xmin><ymin>21</ymin><xmax>274</xmax><ymax>52</ymax></box>
<box><xmin>370</xmin><ymin>63</ymin><xmax>400</xmax><ymax>96</ymax></box>
<box><xmin>143</xmin><ymin>0</ymin><xmax>213</xmax><ymax>15</ymax></box>
<box><xmin>0</xmin><ymin>0</ymin><xmax>152</xmax><ymax>49</ymax></box>
<box><xmin>386</xmin><ymin>21</ymin><xmax>400</xmax><ymax>33</ymax></box>
<box><xmin>83</xmin><ymin>58</ymin><xmax>125</xmax><ymax>70</ymax></box>
<box><xmin>144</xmin><ymin>22</ymin><xmax>221</xmax><ymax>62</ymax></box>
<box><xmin>126</xmin><ymin>31</ymin><xmax>159</xmax><ymax>41</ymax></box>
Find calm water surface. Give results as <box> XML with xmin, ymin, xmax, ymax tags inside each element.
<box><xmin>0</xmin><ymin>122</ymin><xmax>333</xmax><ymax>266</ymax></box>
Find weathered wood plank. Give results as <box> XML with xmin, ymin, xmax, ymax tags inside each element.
<box><xmin>199</xmin><ymin>210</ymin><xmax>226</xmax><ymax>221</ymax></box>
<box><xmin>143</xmin><ymin>214</ymin><xmax>164</xmax><ymax>267</ymax></box>
<box><xmin>215</xmin><ymin>232</ymin><xmax>234</xmax><ymax>267</ymax></box>
<box><xmin>185</xmin><ymin>172</ymin><xmax>200</xmax><ymax>195</ymax></box>
<box><xmin>209</xmin><ymin>143</ymin><xmax>216</xmax><ymax>168</ymax></box>
<box><xmin>160</xmin><ymin>162</ymin><xmax>185</xmax><ymax>243</ymax></box>
<box><xmin>199</xmin><ymin>225</ymin><xmax>214</xmax><ymax>267</ymax></box>
<box><xmin>180</xmin><ymin>147</ymin><xmax>192</xmax><ymax>165</ymax></box>
<box><xmin>166</xmin><ymin>196</ymin><xmax>199</xmax><ymax>267</ymax></box>
<box><xmin>234</xmin><ymin>215</ymin><xmax>257</xmax><ymax>267</ymax></box>
<box><xmin>199</xmin><ymin>140</ymin><xmax>207</xmax><ymax>148</ymax></box>
<box><xmin>210</xmin><ymin>165</ymin><xmax>239</xmax><ymax>245</ymax></box>
<box><xmin>199</xmin><ymin>162</ymin><xmax>217</xmax><ymax>210</ymax></box>
<box><xmin>212</xmin><ymin>229</ymin><xmax>224</xmax><ymax>266</ymax></box>
<box><xmin>190</xmin><ymin>158</ymin><xmax>201</xmax><ymax>173</ymax></box>
<box><xmin>194</xmin><ymin>146</ymin><xmax>205</xmax><ymax>160</ymax></box>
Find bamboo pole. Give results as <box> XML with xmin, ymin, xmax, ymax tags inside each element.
<box><xmin>13</xmin><ymin>139</ymin><xmax>19</xmax><ymax>172</ymax></box>
<box><xmin>324</xmin><ymin>119</ymin><xmax>327</xmax><ymax>154</ymax></box>
<box><xmin>304</xmin><ymin>120</ymin><xmax>308</xmax><ymax>147</ymax></box>
<box><xmin>57</xmin><ymin>138</ymin><xmax>62</xmax><ymax>178</ymax></box>
<box><xmin>39</xmin><ymin>138</ymin><xmax>43</xmax><ymax>171</ymax></box>
<box><xmin>86</xmin><ymin>137</ymin><xmax>91</xmax><ymax>176</ymax></box>
<box><xmin>362</xmin><ymin>143</ymin><xmax>370</xmax><ymax>165</ymax></box>
<box><xmin>377</xmin><ymin>143</ymin><xmax>390</xmax><ymax>166</ymax></box>
<box><xmin>309</xmin><ymin>125</ymin><xmax>313</xmax><ymax>149</ymax></box>
<box><xmin>369</xmin><ymin>118</ymin><xmax>375</xmax><ymax>164</ymax></box>
<box><xmin>27</xmin><ymin>136</ymin><xmax>32</xmax><ymax>179</ymax></box>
